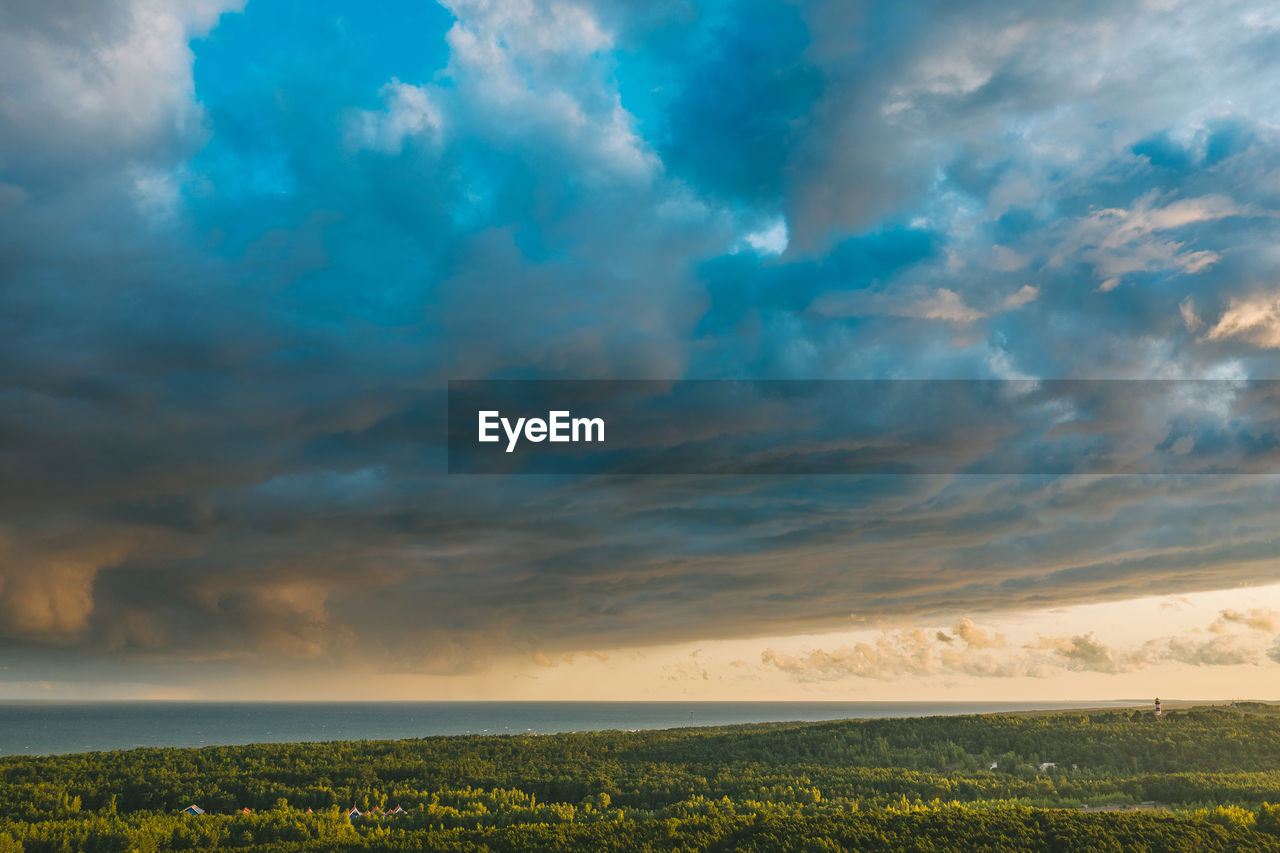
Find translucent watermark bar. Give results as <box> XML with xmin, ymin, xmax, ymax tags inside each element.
<box><xmin>447</xmin><ymin>379</ymin><xmax>1280</xmax><ymax>475</ymax></box>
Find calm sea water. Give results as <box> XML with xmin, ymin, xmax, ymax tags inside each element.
<box><xmin>0</xmin><ymin>700</ymin><xmax>1140</xmax><ymax>757</ymax></box>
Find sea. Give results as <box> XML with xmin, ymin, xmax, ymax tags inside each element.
<box><xmin>0</xmin><ymin>700</ymin><xmax>1143</xmax><ymax>757</ymax></box>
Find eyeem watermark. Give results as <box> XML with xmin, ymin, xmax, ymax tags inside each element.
<box><xmin>449</xmin><ymin>379</ymin><xmax>1280</xmax><ymax>474</ymax></box>
<box><xmin>478</xmin><ymin>410</ymin><xmax>605</xmax><ymax>453</ymax></box>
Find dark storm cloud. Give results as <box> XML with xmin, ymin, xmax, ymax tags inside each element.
<box><xmin>3</xmin><ymin>0</ymin><xmax>1280</xmax><ymax>685</ymax></box>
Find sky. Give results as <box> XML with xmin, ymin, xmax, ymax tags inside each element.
<box><xmin>3</xmin><ymin>0</ymin><xmax>1280</xmax><ymax>700</ymax></box>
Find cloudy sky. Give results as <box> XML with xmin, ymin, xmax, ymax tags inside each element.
<box><xmin>4</xmin><ymin>0</ymin><xmax>1280</xmax><ymax>700</ymax></box>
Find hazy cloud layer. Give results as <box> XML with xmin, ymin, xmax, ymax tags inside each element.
<box><xmin>3</xmin><ymin>0</ymin><xmax>1280</xmax><ymax>686</ymax></box>
<box><xmin>762</xmin><ymin>609</ymin><xmax>1280</xmax><ymax>681</ymax></box>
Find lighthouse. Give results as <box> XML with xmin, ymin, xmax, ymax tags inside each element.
<box><xmin>1155</xmin><ymin>697</ymin><xmax>1162</xmax><ymax>720</ymax></box>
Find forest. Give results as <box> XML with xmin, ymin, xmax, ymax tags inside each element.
<box><xmin>3</xmin><ymin>703</ymin><xmax>1280</xmax><ymax>851</ymax></box>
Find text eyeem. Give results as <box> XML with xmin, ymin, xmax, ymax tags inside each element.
<box><xmin>478</xmin><ymin>410</ymin><xmax>605</xmax><ymax>453</ymax></box>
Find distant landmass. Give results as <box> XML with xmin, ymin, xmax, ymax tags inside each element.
<box><xmin>2</xmin><ymin>702</ymin><xmax>1280</xmax><ymax>850</ymax></box>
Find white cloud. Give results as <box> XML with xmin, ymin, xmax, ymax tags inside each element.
<box><xmin>129</xmin><ymin>164</ymin><xmax>184</xmax><ymax>221</ymax></box>
<box><xmin>353</xmin><ymin>0</ymin><xmax>656</xmax><ymax>185</ymax></box>
<box><xmin>991</xmin><ymin>245</ymin><xmax>1031</xmax><ymax>272</ymax></box>
<box><xmin>347</xmin><ymin>80</ymin><xmax>444</xmax><ymax>153</ymax></box>
<box><xmin>1180</xmin><ymin>297</ymin><xmax>1204</xmax><ymax>332</ymax></box>
<box><xmin>1001</xmin><ymin>285</ymin><xmax>1040</xmax><ymax>310</ymax></box>
<box><xmin>444</xmin><ymin>0</ymin><xmax>611</xmax><ymax>59</ymax></box>
<box><xmin>742</xmin><ymin>218</ymin><xmax>790</xmax><ymax>256</ymax></box>
<box><xmin>1211</xmin><ymin>607</ymin><xmax>1280</xmax><ymax>632</ymax></box>
<box><xmin>816</xmin><ymin>284</ymin><xmax>1037</xmax><ymax>325</ymax></box>
<box><xmin>0</xmin><ymin>0</ymin><xmax>243</xmax><ymax>175</ymax></box>
<box><xmin>907</xmin><ymin>288</ymin><xmax>986</xmax><ymax>323</ymax></box>
<box><xmin>1203</xmin><ymin>294</ymin><xmax>1280</xmax><ymax>348</ymax></box>
<box><xmin>887</xmin><ymin>22</ymin><xmax>1033</xmax><ymax>106</ymax></box>
<box><xmin>1053</xmin><ymin>193</ymin><xmax>1251</xmax><ymax>291</ymax></box>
